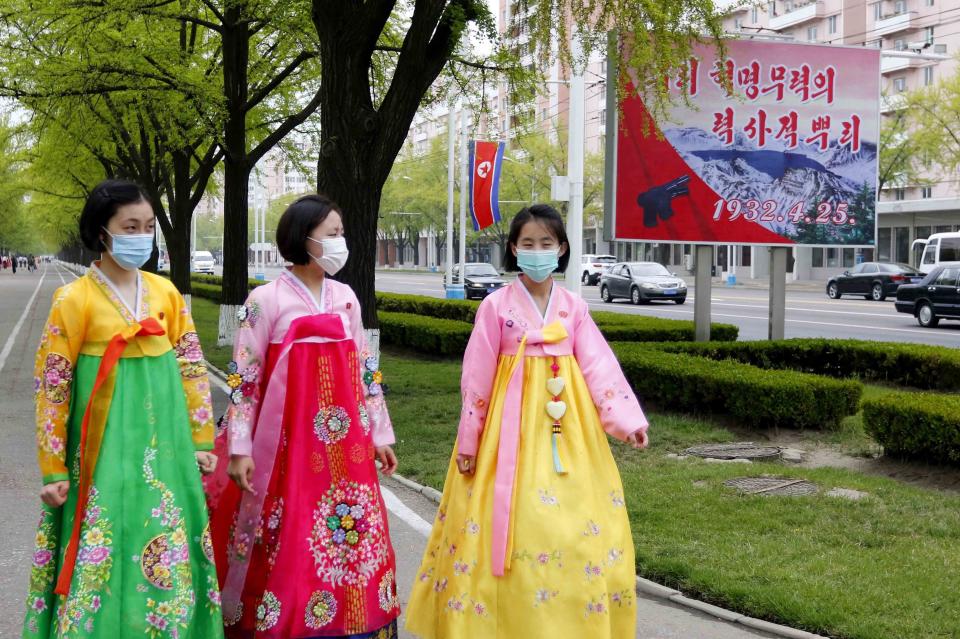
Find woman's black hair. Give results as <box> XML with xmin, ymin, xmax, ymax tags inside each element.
<box><xmin>78</xmin><ymin>179</ymin><xmax>150</xmax><ymax>251</ymax></box>
<box><xmin>502</xmin><ymin>203</ymin><xmax>570</xmax><ymax>272</ymax></box>
<box><xmin>276</xmin><ymin>193</ymin><xmax>342</xmax><ymax>265</ymax></box>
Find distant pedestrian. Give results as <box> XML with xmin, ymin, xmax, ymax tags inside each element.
<box><xmin>406</xmin><ymin>204</ymin><xmax>650</xmax><ymax>639</ymax></box>
<box><xmin>22</xmin><ymin>178</ymin><xmax>224</xmax><ymax>639</ymax></box>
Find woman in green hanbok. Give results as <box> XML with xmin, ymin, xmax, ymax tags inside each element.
<box><xmin>22</xmin><ymin>180</ymin><xmax>224</xmax><ymax>638</ymax></box>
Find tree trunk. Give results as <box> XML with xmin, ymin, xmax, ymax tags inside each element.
<box><xmin>167</xmin><ymin>210</ymin><xmax>193</xmax><ymax>295</ymax></box>
<box><xmin>219</xmin><ymin>6</ymin><xmax>251</xmax><ymax>345</ymax></box>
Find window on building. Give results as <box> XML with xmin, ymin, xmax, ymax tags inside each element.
<box><xmin>894</xmin><ymin>77</ymin><xmax>907</xmax><ymax>92</ymax></box>
<box><xmin>927</xmin><ymin>0</ymin><xmax>935</xmax><ymax>5</ymax></box>
<box><xmin>894</xmin><ymin>0</ymin><xmax>907</xmax><ymax>14</ymax></box>
<box><xmin>752</xmin><ymin>6</ymin><xmax>759</xmax><ymax>22</ymax></box>
<box><xmin>807</xmin><ymin>26</ymin><xmax>818</xmax><ymax>42</ymax></box>
<box><xmin>734</xmin><ymin>18</ymin><xmax>743</xmax><ymax>31</ymax></box>
<box><xmin>827</xmin><ymin>248</ymin><xmax>839</xmax><ymax>267</ymax></box>
<box><xmin>922</xmin><ymin>186</ymin><xmax>933</xmax><ymax>198</ymax></box>
<box><xmin>784</xmin><ymin>0</ymin><xmax>794</xmax><ymax>11</ymax></box>
<box><xmin>924</xmin><ymin>66</ymin><xmax>935</xmax><ymax>85</ymax></box>
<box><xmin>935</xmin><ymin>43</ymin><xmax>948</xmax><ymax>54</ymax></box>
<box><xmin>812</xmin><ymin>247</ymin><xmax>825</xmax><ymax>268</ymax></box>
<box><xmin>878</xmin><ymin>228</ymin><xmax>892</xmax><ymax>261</ymax></box>
<box><xmin>828</xmin><ymin>15</ymin><xmax>838</xmax><ymax>34</ymax></box>
<box><xmin>872</xmin><ymin>2</ymin><xmax>882</xmax><ymax>20</ymax></box>
<box><xmin>894</xmin><ymin>187</ymin><xmax>906</xmax><ymax>200</ymax></box>
<box><xmin>768</xmin><ymin>1</ymin><xmax>775</xmax><ymax>15</ymax></box>
<box><xmin>894</xmin><ymin>39</ymin><xmax>907</xmax><ymax>51</ymax></box>
<box><xmin>925</xmin><ymin>26</ymin><xmax>935</xmax><ymax>43</ymax></box>
<box><xmin>599</xmin><ymin>108</ymin><xmax>606</xmax><ymax>126</ymax></box>
<box><xmin>843</xmin><ymin>248</ymin><xmax>856</xmax><ymax>268</ymax></box>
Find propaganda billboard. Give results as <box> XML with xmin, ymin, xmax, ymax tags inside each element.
<box><xmin>606</xmin><ymin>39</ymin><xmax>880</xmax><ymax>246</ymax></box>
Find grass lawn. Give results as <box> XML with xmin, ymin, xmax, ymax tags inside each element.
<box><xmin>382</xmin><ymin>347</ymin><xmax>960</xmax><ymax>639</ymax></box>
<box><xmin>192</xmin><ymin>297</ymin><xmax>233</xmax><ymax>371</ymax></box>
<box><xmin>192</xmin><ymin>298</ymin><xmax>960</xmax><ymax>638</ymax></box>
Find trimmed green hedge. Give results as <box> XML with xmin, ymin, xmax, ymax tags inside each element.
<box><xmin>378</xmin><ymin>312</ymin><xmax>472</xmax><ymax>357</ymax></box>
<box><xmin>375</xmin><ymin>292</ymin><xmax>739</xmax><ymax>342</ymax></box>
<box><xmin>612</xmin><ymin>343</ymin><xmax>863</xmax><ymax>430</ymax></box>
<box><xmin>647</xmin><ymin>339</ymin><xmax>960</xmax><ymax>391</ymax></box>
<box><xmin>863</xmin><ymin>393</ymin><xmax>960</xmax><ymax>465</ymax></box>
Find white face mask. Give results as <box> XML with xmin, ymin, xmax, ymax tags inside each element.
<box><xmin>307</xmin><ymin>236</ymin><xmax>349</xmax><ymax>275</ymax></box>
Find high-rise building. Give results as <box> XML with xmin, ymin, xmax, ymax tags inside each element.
<box><xmin>724</xmin><ymin>0</ymin><xmax>960</xmax><ymax>275</ymax></box>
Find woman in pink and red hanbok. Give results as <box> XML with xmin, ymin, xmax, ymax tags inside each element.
<box><xmin>205</xmin><ymin>194</ymin><xmax>401</xmax><ymax>639</ymax></box>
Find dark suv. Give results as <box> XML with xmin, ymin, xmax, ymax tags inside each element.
<box><xmin>895</xmin><ymin>262</ymin><xmax>960</xmax><ymax>327</ymax></box>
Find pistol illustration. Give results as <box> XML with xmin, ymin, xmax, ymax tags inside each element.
<box><xmin>636</xmin><ymin>175</ymin><xmax>690</xmax><ymax>228</ymax></box>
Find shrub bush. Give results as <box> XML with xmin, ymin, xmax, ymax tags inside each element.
<box><xmin>862</xmin><ymin>393</ymin><xmax>960</xmax><ymax>465</ymax></box>
<box><xmin>378</xmin><ymin>312</ymin><xmax>473</xmax><ymax>357</ymax></box>
<box><xmin>376</xmin><ymin>292</ymin><xmax>738</xmax><ymax>342</ymax></box>
<box><xmin>612</xmin><ymin>343</ymin><xmax>862</xmax><ymax>430</ymax></box>
<box><xmin>648</xmin><ymin>339</ymin><xmax>960</xmax><ymax>391</ymax></box>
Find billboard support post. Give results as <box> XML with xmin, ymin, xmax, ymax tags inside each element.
<box><xmin>694</xmin><ymin>244</ymin><xmax>713</xmax><ymax>342</ymax></box>
<box><xmin>769</xmin><ymin>246</ymin><xmax>788</xmax><ymax>340</ymax></box>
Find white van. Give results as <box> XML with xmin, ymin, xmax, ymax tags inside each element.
<box><xmin>912</xmin><ymin>232</ymin><xmax>960</xmax><ymax>270</ymax></box>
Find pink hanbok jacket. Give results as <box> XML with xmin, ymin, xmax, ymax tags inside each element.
<box><xmin>225</xmin><ymin>270</ymin><xmax>394</xmax><ymax>458</ymax></box>
<box><xmin>456</xmin><ymin>278</ymin><xmax>648</xmax><ymax>457</ymax></box>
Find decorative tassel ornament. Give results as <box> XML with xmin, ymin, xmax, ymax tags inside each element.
<box><xmin>547</xmin><ymin>357</ymin><xmax>567</xmax><ymax>474</ymax></box>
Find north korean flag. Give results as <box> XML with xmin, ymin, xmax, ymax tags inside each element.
<box><xmin>469</xmin><ymin>140</ymin><xmax>505</xmax><ymax>231</ymax></box>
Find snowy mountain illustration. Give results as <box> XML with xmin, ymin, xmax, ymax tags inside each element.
<box><xmin>663</xmin><ymin>127</ymin><xmax>877</xmax><ymax>237</ymax></box>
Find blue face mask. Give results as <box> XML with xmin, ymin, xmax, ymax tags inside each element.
<box><xmin>516</xmin><ymin>248</ymin><xmax>560</xmax><ymax>283</ymax></box>
<box><xmin>103</xmin><ymin>229</ymin><xmax>154</xmax><ymax>271</ymax></box>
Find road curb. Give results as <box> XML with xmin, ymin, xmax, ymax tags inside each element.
<box><xmin>204</xmin><ymin>360</ymin><xmax>828</xmax><ymax>639</ymax></box>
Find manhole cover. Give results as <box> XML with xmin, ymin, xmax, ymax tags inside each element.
<box><xmin>684</xmin><ymin>442</ymin><xmax>781</xmax><ymax>461</ymax></box>
<box><xmin>724</xmin><ymin>477</ymin><xmax>818</xmax><ymax>496</ymax></box>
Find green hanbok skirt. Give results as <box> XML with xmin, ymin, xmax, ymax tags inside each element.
<box><xmin>23</xmin><ymin>352</ymin><xmax>224</xmax><ymax>638</ymax></box>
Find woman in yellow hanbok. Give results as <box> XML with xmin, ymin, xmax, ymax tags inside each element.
<box><xmin>406</xmin><ymin>205</ymin><xmax>649</xmax><ymax>638</ymax></box>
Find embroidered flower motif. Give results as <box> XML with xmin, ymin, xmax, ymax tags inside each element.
<box><xmin>357</xmin><ymin>403</ymin><xmax>371</xmax><ymax>435</ymax></box>
<box><xmin>174</xmin><ymin>332</ymin><xmax>207</xmax><ymax>378</ymax></box>
<box><xmin>473</xmin><ymin>601</ymin><xmax>488</xmax><ymax>616</ymax></box>
<box><xmin>610</xmin><ymin>589</ymin><xmax>633</xmax><ymax>607</ymax></box>
<box><xmin>584</xmin><ymin>561</ymin><xmax>604</xmax><ymax>580</ymax></box>
<box><xmin>584</xmin><ymin>520</ymin><xmax>601</xmax><ymax>536</ymax></box>
<box><xmin>534</xmin><ymin>589</ymin><xmax>559</xmax><ymax>607</ymax></box>
<box><xmin>606</xmin><ymin>548</ymin><xmax>625</xmax><ymax>566</ymax></box>
<box><xmin>224</xmin><ymin>601</ymin><xmax>244</xmax><ymax>627</ymax></box>
<box><xmin>314</xmin><ymin>406</ymin><xmax>351</xmax><ymax>444</ymax></box>
<box><xmin>226</xmin><ymin>373</ymin><xmax>242</xmax><ymax>389</ymax></box>
<box><xmin>237</xmin><ymin>301</ymin><xmax>261</xmax><ymax>329</ymax></box>
<box><xmin>585</xmin><ymin>598</ymin><xmax>609</xmax><ymax>616</ymax></box>
<box><xmin>378</xmin><ymin>570</ymin><xmax>400</xmax><ymax>613</ymax></box>
<box><xmin>464</xmin><ymin>518</ymin><xmax>480</xmax><ymax>535</ymax></box>
<box><xmin>304</xmin><ymin>590</ymin><xmax>337</xmax><ymax>629</ymax></box>
<box><xmin>538</xmin><ymin>489</ymin><xmax>559</xmax><ymax>506</ymax></box>
<box><xmin>50</xmin><ymin>487</ymin><xmax>113</xmax><ymax>635</ymax></box>
<box><xmin>434</xmin><ymin>578</ymin><xmax>448</xmax><ymax>593</ymax></box>
<box><xmin>41</xmin><ymin>353</ymin><xmax>72</xmax><ymax>404</ymax></box>
<box><xmin>307</xmin><ymin>480</ymin><xmax>387</xmax><ymax>587</ymax></box>
<box><xmin>610</xmin><ymin>490</ymin><xmax>626</xmax><ymax>507</ymax></box>
<box><xmin>446</xmin><ymin>596</ymin><xmax>465</xmax><ymax>612</ymax></box>
<box><xmin>256</xmin><ymin>591</ymin><xmax>281</xmax><ymax>631</ymax></box>
<box><xmin>227</xmin><ymin>360</ymin><xmax>239</xmax><ymax>374</ymax></box>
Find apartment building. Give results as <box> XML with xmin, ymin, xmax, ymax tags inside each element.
<box><xmin>723</xmin><ymin>0</ymin><xmax>960</xmax><ymax>278</ymax></box>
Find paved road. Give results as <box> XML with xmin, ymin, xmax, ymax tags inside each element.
<box><xmin>372</xmin><ymin>270</ymin><xmax>960</xmax><ymax>348</ymax></box>
<box><xmin>0</xmin><ymin>263</ymin><xmax>779</xmax><ymax>638</ymax></box>
<box><xmin>216</xmin><ymin>265</ymin><xmax>960</xmax><ymax>347</ymax></box>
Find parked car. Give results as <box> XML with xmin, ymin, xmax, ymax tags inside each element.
<box><xmin>895</xmin><ymin>262</ymin><xmax>960</xmax><ymax>327</ymax></box>
<box><xmin>449</xmin><ymin>262</ymin><xmax>507</xmax><ymax>299</ymax></box>
<box><xmin>825</xmin><ymin>262</ymin><xmax>924</xmax><ymax>301</ymax></box>
<box><xmin>191</xmin><ymin>250</ymin><xmax>216</xmax><ymax>274</ymax></box>
<box><xmin>600</xmin><ymin>261</ymin><xmax>687</xmax><ymax>304</ymax></box>
<box><xmin>580</xmin><ymin>254</ymin><xmax>617</xmax><ymax>285</ymax></box>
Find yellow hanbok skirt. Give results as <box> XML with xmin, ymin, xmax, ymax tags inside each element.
<box><xmin>406</xmin><ymin>354</ymin><xmax>637</xmax><ymax>639</ymax></box>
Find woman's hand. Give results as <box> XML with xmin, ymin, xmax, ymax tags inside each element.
<box><xmin>456</xmin><ymin>454</ymin><xmax>476</xmax><ymax>475</ymax></box>
<box><xmin>195</xmin><ymin>451</ymin><xmax>218</xmax><ymax>475</ymax></box>
<box><xmin>629</xmin><ymin>430</ymin><xmax>649</xmax><ymax>450</ymax></box>
<box><xmin>375</xmin><ymin>446</ymin><xmax>398</xmax><ymax>476</ymax></box>
<box><xmin>227</xmin><ymin>455</ymin><xmax>256</xmax><ymax>493</ymax></box>
<box><xmin>40</xmin><ymin>481</ymin><xmax>70</xmax><ymax>507</ymax></box>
